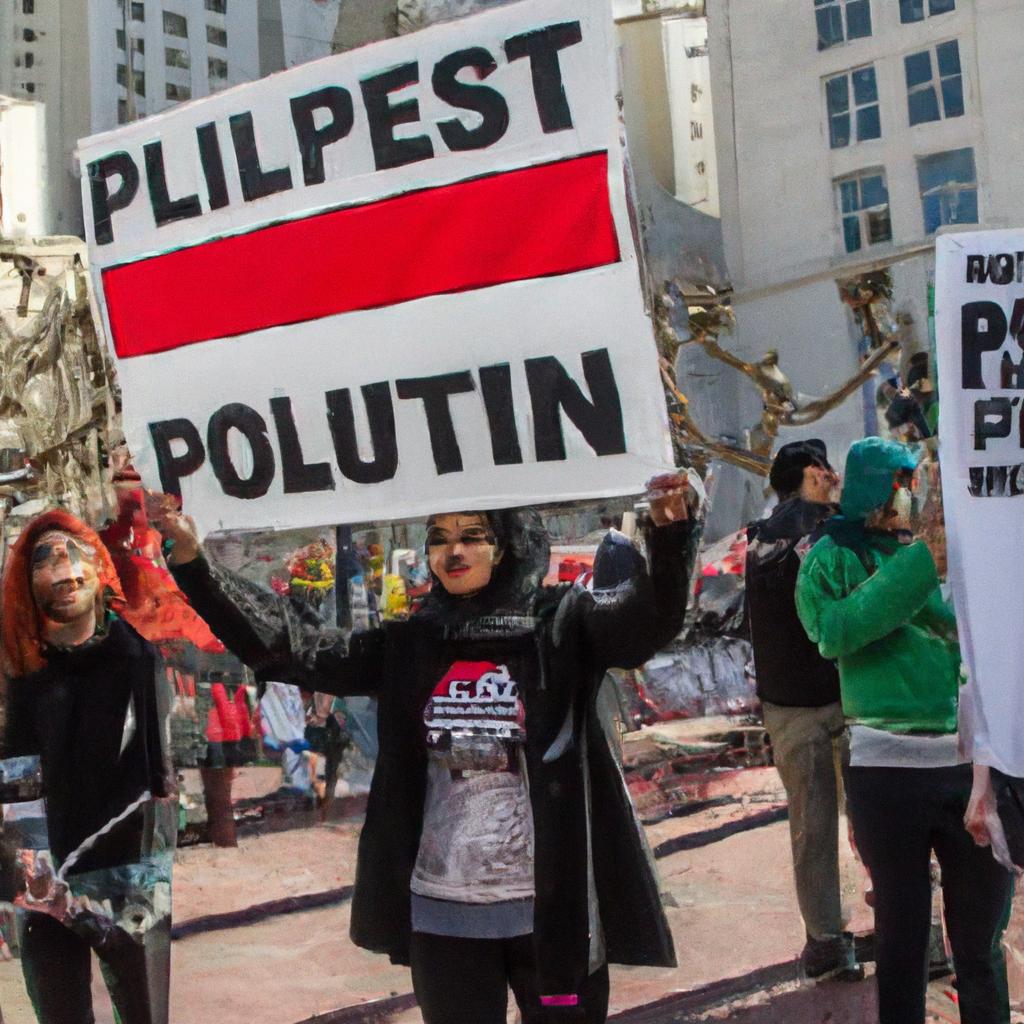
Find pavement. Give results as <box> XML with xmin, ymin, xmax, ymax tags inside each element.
<box><xmin>1</xmin><ymin>737</ymin><xmax>1021</xmax><ymax>1023</ymax></box>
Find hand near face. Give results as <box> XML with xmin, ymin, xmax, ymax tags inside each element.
<box><xmin>145</xmin><ymin>492</ymin><xmax>201</xmax><ymax>566</ymax></box>
<box><xmin>645</xmin><ymin>473</ymin><xmax>692</xmax><ymax>527</ymax></box>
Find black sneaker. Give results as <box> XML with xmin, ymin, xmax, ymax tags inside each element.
<box><xmin>801</xmin><ymin>933</ymin><xmax>865</xmax><ymax>982</ymax></box>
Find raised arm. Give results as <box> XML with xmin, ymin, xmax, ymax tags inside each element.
<box><xmin>153</xmin><ymin>507</ymin><xmax>384</xmax><ymax>697</ymax></box>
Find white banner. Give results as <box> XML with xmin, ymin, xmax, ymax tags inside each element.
<box><xmin>936</xmin><ymin>230</ymin><xmax>1024</xmax><ymax>775</ymax></box>
<box><xmin>78</xmin><ymin>0</ymin><xmax>671</xmax><ymax>533</ymax></box>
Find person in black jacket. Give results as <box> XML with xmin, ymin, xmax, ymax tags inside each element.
<box><xmin>154</xmin><ymin>474</ymin><xmax>698</xmax><ymax>1024</ymax></box>
<box><xmin>745</xmin><ymin>441</ymin><xmax>859</xmax><ymax>981</ymax></box>
<box><xmin>0</xmin><ymin>509</ymin><xmax>175</xmax><ymax>1024</ymax></box>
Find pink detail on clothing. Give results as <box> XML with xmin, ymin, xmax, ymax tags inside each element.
<box><xmin>540</xmin><ymin>995</ymin><xmax>579</xmax><ymax>1007</ymax></box>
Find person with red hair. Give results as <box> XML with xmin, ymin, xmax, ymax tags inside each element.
<box><xmin>0</xmin><ymin>509</ymin><xmax>175</xmax><ymax>1024</ymax></box>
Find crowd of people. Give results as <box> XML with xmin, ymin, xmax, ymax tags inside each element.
<box><xmin>0</xmin><ymin>443</ymin><xmax>1016</xmax><ymax>1024</ymax></box>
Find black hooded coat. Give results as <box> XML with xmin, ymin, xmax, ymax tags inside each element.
<box><xmin>171</xmin><ymin>512</ymin><xmax>696</xmax><ymax>1001</ymax></box>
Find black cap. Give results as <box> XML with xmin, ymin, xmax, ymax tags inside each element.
<box><xmin>769</xmin><ymin>439</ymin><xmax>832</xmax><ymax>496</ymax></box>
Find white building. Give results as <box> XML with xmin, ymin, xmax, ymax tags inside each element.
<box><xmin>706</xmin><ymin>0</ymin><xmax>1024</xmax><ymax>526</ymax></box>
<box><xmin>0</xmin><ymin>92</ymin><xmax>46</xmax><ymax>236</ymax></box>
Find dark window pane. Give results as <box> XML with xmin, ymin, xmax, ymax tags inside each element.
<box><xmin>826</xmin><ymin>75</ymin><xmax>849</xmax><ymax>115</ymax></box>
<box><xmin>900</xmin><ymin>0</ymin><xmax>925</xmax><ymax>21</ymax></box>
<box><xmin>950</xmin><ymin>188</ymin><xmax>978</xmax><ymax>225</ymax></box>
<box><xmin>843</xmin><ymin>215</ymin><xmax>862</xmax><ymax>253</ymax></box>
<box><xmin>839</xmin><ymin>179</ymin><xmax>859</xmax><ymax>213</ymax></box>
<box><xmin>22</xmin><ymin>28</ymin><xmax>35</xmax><ymax>41</ymax></box>
<box><xmin>857</xmin><ymin>105</ymin><xmax>881</xmax><ymax>140</ymax></box>
<box><xmin>861</xmin><ymin>174</ymin><xmax>888</xmax><ymax>207</ymax></box>
<box><xmin>922</xmin><ymin>194</ymin><xmax>942</xmax><ymax>234</ymax></box>
<box><xmin>163</xmin><ymin>11</ymin><xmax>187</xmax><ymax>36</ymax></box>
<box><xmin>131</xmin><ymin>1</ymin><xmax>144</xmax><ymax>20</ymax></box>
<box><xmin>867</xmin><ymin>208</ymin><xmax>892</xmax><ymax>244</ymax></box>
<box><xmin>930</xmin><ymin>0</ymin><xmax>955</xmax><ymax>13</ymax></box>
<box><xmin>908</xmin><ymin>87</ymin><xmax>940</xmax><ymax>125</ymax></box>
<box><xmin>936</xmin><ymin>40</ymin><xmax>960</xmax><ymax>75</ymax></box>
<box><xmin>830</xmin><ymin>114</ymin><xmax>851</xmax><ymax>148</ymax></box>
<box><xmin>207</xmin><ymin>25</ymin><xmax>227</xmax><ymax>47</ymax></box>
<box><xmin>846</xmin><ymin>0</ymin><xmax>872</xmax><ymax>39</ymax></box>
<box><xmin>116</xmin><ymin>29</ymin><xmax>126</xmax><ymax>49</ymax></box>
<box><xmin>23</xmin><ymin>0</ymin><xmax>35</xmax><ymax>13</ymax></box>
<box><xmin>917</xmin><ymin>147</ymin><xmax>976</xmax><ymax>193</ymax></box>
<box><xmin>905</xmin><ymin>51</ymin><xmax>932</xmax><ymax>88</ymax></box>
<box><xmin>817</xmin><ymin>6</ymin><xmax>844</xmax><ymax>50</ymax></box>
<box><xmin>852</xmin><ymin>67</ymin><xmax>877</xmax><ymax>104</ymax></box>
<box><xmin>25</xmin><ymin>52</ymin><xmax>33</xmax><ymax>68</ymax></box>
<box><xmin>941</xmin><ymin>75</ymin><xmax>964</xmax><ymax>117</ymax></box>
<box><xmin>134</xmin><ymin>71</ymin><xmax>145</xmax><ymax>95</ymax></box>
<box><xmin>25</xmin><ymin>82</ymin><xmax>35</xmax><ymax>94</ymax></box>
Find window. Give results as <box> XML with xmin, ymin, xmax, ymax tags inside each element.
<box><xmin>163</xmin><ymin>11</ymin><xmax>187</xmax><ymax>37</ymax></box>
<box><xmin>23</xmin><ymin>28</ymin><xmax>35</xmax><ymax>42</ymax></box>
<box><xmin>22</xmin><ymin>0</ymin><xmax>34</xmax><ymax>14</ymax></box>
<box><xmin>206</xmin><ymin>0</ymin><xmax>227</xmax><ymax>13</ymax></box>
<box><xmin>24</xmin><ymin>82</ymin><xmax>35</xmax><ymax>94</ymax></box>
<box><xmin>131</xmin><ymin>2</ymin><xmax>144</xmax><ymax>21</ymax></box>
<box><xmin>815</xmin><ymin>0</ymin><xmax>871</xmax><ymax>51</ymax></box>
<box><xmin>117</xmin><ymin>64</ymin><xmax>145</xmax><ymax>95</ymax></box>
<box><xmin>825</xmin><ymin>66</ymin><xmax>880</xmax><ymax>148</ymax></box>
<box><xmin>835</xmin><ymin>170</ymin><xmax>891</xmax><ymax>253</ymax></box>
<box><xmin>116</xmin><ymin>28</ymin><xmax>125</xmax><ymax>49</ymax></box>
<box><xmin>206</xmin><ymin>25</ymin><xmax>227</xmax><ymax>47</ymax></box>
<box><xmin>166</xmin><ymin>82</ymin><xmax>191</xmax><ymax>101</ymax></box>
<box><xmin>165</xmin><ymin>46</ymin><xmax>190</xmax><ymax>69</ymax></box>
<box><xmin>905</xmin><ymin>40</ymin><xmax>964</xmax><ymax>125</ymax></box>
<box><xmin>135</xmin><ymin>37</ymin><xmax>145</xmax><ymax>55</ymax></box>
<box><xmin>24</xmin><ymin>52</ymin><xmax>33</xmax><ymax>68</ymax></box>
<box><xmin>899</xmin><ymin>0</ymin><xmax>955</xmax><ymax>23</ymax></box>
<box><xmin>208</xmin><ymin>56</ymin><xmax>227</xmax><ymax>79</ymax></box>
<box><xmin>118</xmin><ymin>98</ymin><xmax>128</xmax><ymax>123</ymax></box>
<box><xmin>917</xmin><ymin>148</ymin><xmax>977</xmax><ymax>234</ymax></box>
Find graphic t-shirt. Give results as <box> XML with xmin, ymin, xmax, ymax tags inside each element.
<box><xmin>411</xmin><ymin>660</ymin><xmax>535</xmax><ymax>908</ymax></box>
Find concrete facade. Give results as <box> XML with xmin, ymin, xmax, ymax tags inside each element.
<box><xmin>705</xmin><ymin>0</ymin><xmax>1024</xmax><ymax>531</ymax></box>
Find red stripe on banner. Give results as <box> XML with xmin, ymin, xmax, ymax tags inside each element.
<box><xmin>103</xmin><ymin>153</ymin><xmax>620</xmax><ymax>359</ymax></box>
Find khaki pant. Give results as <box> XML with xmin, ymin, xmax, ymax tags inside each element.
<box><xmin>762</xmin><ymin>700</ymin><xmax>848</xmax><ymax>941</ymax></box>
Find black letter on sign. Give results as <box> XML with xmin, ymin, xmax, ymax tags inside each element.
<box><xmin>432</xmin><ymin>48</ymin><xmax>509</xmax><ymax>152</ymax></box>
<box><xmin>290</xmin><ymin>86</ymin><xmax>355</xmax><ymax>186</ymax></box>
<box><xmin>504</xmin><ymin>22</ymin><xmax>583</xmax><ymax>133</ymax></box>
<box><xmin>966</xmin><ymin>255</ymin><xmax>986</xmax><ymax>284</ymax></box>
<box><xmin>207</xmin><ymin>403</ymin><xmax>276</xmax><ymax>499</ymax></box>
<box><xmin>149</xmin><ymin>418</ymin><xmax>206</xmax><ymax>499</ymax></box>
<box><xmin>479</xmin><ymin>363</ymin><xmax>523</xmax><ymax>465</ymax></box>
<box><xmin>270</xmin><ymin>396</ymin><xmax>335</xmax><ymax>493</ymax></box>
<box><xmin>88</xmin><ymin>152</ymin><xmax>139</xmax><ymax>246</ymax></box>
<box><xmin>525</xmin><ymin>349</ymin><xmax>626</xmax><ymax>461</ymax></box>
<box><xmin>229</xmin><ymin>112</ymin><xmax>294</xmax><ymax>201</ymax></box>
<box><xmin>962</xmin><ymin>301</ymin><xmax>1007</xmax><ymax>389</ymax></box>
<box><xmin>360</xmin><ymin>63</ymin><xmax>434</xmax><ymax>171</ymax></box>
<box><xmin>396</xmin><ymin>371</ymin><xmax>475</xmax><ymax>475</ymax></box>
<box><xmin>974</xmin><ymin>398</ymin><xmax>1013</xmax><ymax>451</ymax></box>
<box><xmin>197</xmin><ymin>122</ymin><xmax>230</xmax><ymax>210</ymax></box>
<box><xmin>144</xmin><ymin>140</ymin><xmax>202</xmax><ymax>228</ymax></box>
<box><xmin>326</xmin><ymin>383</ymin><xmax>399</xmax><ymax>484</ymax></box>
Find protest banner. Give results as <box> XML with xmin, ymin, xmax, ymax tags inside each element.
<box><xmin>78</xmin><ymin>0</ymin><xmax>672</xmax><ymax>533</ymax></box>
<box><xmin>935</xmin><ymin>229</ymin><xmax>1024</xmax><ymax>776</ymax></box>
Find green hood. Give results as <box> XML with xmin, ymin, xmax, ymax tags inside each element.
<box><xmin>838</xmin><ymin>437</ymin><xmax>919</xmax><ymax>520</ymax></box>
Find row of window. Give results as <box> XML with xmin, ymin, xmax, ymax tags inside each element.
<box><xmin>117</xmin><ymin>1</ymin><xmax>228</xmax><ymax>26</ymax></box>
<box><xmin>826</xmin><ymin>38</ymin><xmax>963</xmax><ymax>149</ymax></box>
<box><xmin>816</xmin><ymin>0</ymin><xmax>955</xmax><ymax>51</ymax></box>
<box><xmin>116</xmin><ymin>56</ymin><xmax>227</xmax><ymax>87</ymax></box>
<box><xmin>837</xmin><ymin>146</ymin><xmax>977</xmax><ymax>254</ymax></box>
<box><xmin>116</xmin><ymin>26</ymin><xmax>226</xmax><ymax>53</ymax></box>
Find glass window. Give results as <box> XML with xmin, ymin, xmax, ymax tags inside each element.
<box><xmin>131</xmin><ymin>2</ymin><xmax>144</xmax><ymax>21</ymax></box>
<box><xmin>163</xmin><ymin>11</ymin><xmax>187</xmax><ymax>37</ymax></box>
<box><xmin>208</xmin><ymin>57</ymin><xmax>228</xmax><ymax>79</ymax></box>
<box><xmin>900</xmin><ymin>0</ymin><xmax>955</xmax><ymax>20</ymax></box>
<box><xmin>23</xmin><ymin>28</ymin><xmax>35</xmax><ymax>42</ymax></box>
<box><xmin>116</xmin><ymin>28</ymin><xmax>126</xmax><ymax>49</ymax></box>
<box><xmin>24</xmin><ymin>82</ymin><xmax>35</xmax><ymax>94</ymax></box>
<box><xmin>917</xmin><ymin>147</ymin><xmax>977</xmax><ymax>234</ymax></box>
<box><xmin>118</xmin><ymin>98</ymin><xmax>128</xmax><ymax>124</ymax></box>
<box><xmin>22</xmin><ymin>0</ymin><xmax>34</xmax><ymax>14</ymax></box>
<box><xmin>24</xmin><ymin>52</ymin><xmax>33</xmax><ymax>68</ymax></box>
<box><xmin>835</xmin><ymin>169</ymin><xmax>892</xmax><ymax>253</ymax></box>
<box><xmin>166</xmin><ymin>82</ymin><xmax>192</xmax><ymax>101</ymax></box>
<box><xmin>206</xmin><ymin>0</ymin><xmax>227</xmax><ymax>12</ymax></box>
<box><xmin>825</xmin><ymin>66</ymin><xmax>880</xmax><ymax>148</ymax></box>
<box><xmin>206</xmin><ymin>25</ymin><xmax>227</xmax><ymax>47</ymax></box>
<box><xmin>165</xmin><ymin>46</ymin><xmax>190</xmax><ymax>69</ymax></box>
<box><xmin>816</xmin><ymin>0</ymin><xmax>872</xmax><ymax>51</ymax></box>
<box><xmin>905</xmin><ymin>40</ymin><xmax>964</xmax><ymax>125</ymax></box>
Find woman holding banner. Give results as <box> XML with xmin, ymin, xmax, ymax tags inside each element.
<box><xmin>152</xmin><ymin>473</ymin><xmax>698</xmax><ymax>1023</ymax></box>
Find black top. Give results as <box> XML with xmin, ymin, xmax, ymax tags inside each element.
<box><xmin>4</xmin><ymin>617</ymin><xmax>171</xmax><ymax>872</ymax></box>
<box><xmin>172</xmin><ymin>513</ymin><xmax>697</xmax><ymax>1000</ymax></box>
<box><xmin>745</xmin><ymin>498</ymin><xmax>841</xmax><ymax>708</ymax></box>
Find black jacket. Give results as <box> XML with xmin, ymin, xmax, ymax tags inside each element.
<box><xmin>745</xmin><ymin>498</ymin><xmax>840</xmax><ymax>708</ymax></box>
<box><xmin>172</xmin><ymin>514</ymin><xmax>696</xmax><ymax>1001</ymax></box>
<box><xmin>3</xmin><ymin>617</ymin><xmax>172</xmax><ymax>872</ymax></box>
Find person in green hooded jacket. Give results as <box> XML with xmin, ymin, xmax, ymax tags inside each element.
<box><xmin>796</xmin><ymin>437</ymin><xmax>1012</xmax><ymax>1024</ymax></box>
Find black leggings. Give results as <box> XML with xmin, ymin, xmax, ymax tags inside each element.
<box><xmin>409</xmin><ymin>932</ymin><xmax>610</xmax><ymax>1024</ymax></box>
<box><xmin>20</xmin><ymin>910</ymin><xmax>171</xmax><ymax>1024</ymax></box>
<box><xmin>846</xmin><ymin>764</ymin><xmax>1013</xmax><ymax>1024</ymax></box>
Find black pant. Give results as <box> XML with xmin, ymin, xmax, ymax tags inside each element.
<box><xmin>410</xmin><ymin>932</ymin><xmax>610</xmax><ymax>1024</ymax></box>
<box><xmin>847</xmin><ymin>764</ymin><xmax>1013</xmax><ymax>1024</ymax></box>
<box><xmin>20</xmin><ymin>910</ymin><xmax>171</xmax><ymax>1024</ymax></box>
